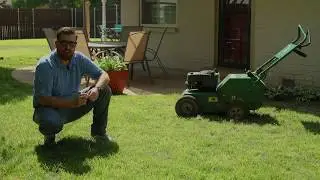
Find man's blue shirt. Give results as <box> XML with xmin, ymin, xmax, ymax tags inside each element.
<box><xmin>33</xmin><ymin>50</ymin><xmax>103</xmax><ymax>108</ymax></box>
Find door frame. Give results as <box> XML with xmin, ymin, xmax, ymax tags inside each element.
<box><xmin>217</xmin><ymin>0</ymin><xmax>252</xmax><ymax>69</ymax></box>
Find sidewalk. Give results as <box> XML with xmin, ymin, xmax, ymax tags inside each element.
<box><xmin>11</xmin><ymin>66</ymin><xmax>187</xmax><ymax>95</ymax></box>
<box><xmin>12</xmin><ymin>65</ymin><xmax>243</xmax><ymax>95</ymax></box>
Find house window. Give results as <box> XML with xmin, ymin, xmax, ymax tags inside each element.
<box><xmin>141</xmin><ymin>0</ymin><xmax>177</xmax><ymax>27</ymax></box>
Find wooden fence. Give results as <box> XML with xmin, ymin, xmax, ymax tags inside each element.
<box><xmin>0</xmin><ymin>7</ymin><xmax>120</xmax><ymax>40</ymax></box>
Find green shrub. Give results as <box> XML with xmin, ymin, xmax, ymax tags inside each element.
<box><xmin>96</xmin><ymin>55</ymin><xmax>128</xmax><ymax>72</ymax></box>
<box><xmin>265</xmin><ymin>86</ymin><xmax>320</xmax><ymax>103</ymax></box>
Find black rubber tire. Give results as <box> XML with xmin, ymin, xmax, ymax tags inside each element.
<box><xmin>227</xmin><ymin>103</ymin><xmax>249</xmax><ymax>120</ymax></box>
<box><xmin>175</xmin><ymin>95</ymin><xmax>199</xmax><ymax>117</ymax></box>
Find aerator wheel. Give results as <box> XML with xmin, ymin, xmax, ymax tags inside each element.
<box><xmin>175</xmin><ymin>95</ymin><xmax>199</xmax><ymax>117</ymax></box>
<box><xmin>227</xmin><ymin>103</ymin><xmax>249</xmax><ymax>120</ymax></box>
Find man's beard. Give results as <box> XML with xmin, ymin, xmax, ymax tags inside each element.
<box><xmin>58</xmin><ymin>50</ymin><xmax>73</xmax><ymax>61</ymax></box>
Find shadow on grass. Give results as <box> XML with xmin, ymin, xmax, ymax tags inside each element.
<box><xmin>0</xmin><ymin>67</ymin><xmax>32</xmax><ymax>104</ymax></box>
<box><xmin>242</xmin><ymin>112</ymin><xmax>279</xmax><ymax>125</ymax></box>
<box><xmin>264</xmin><ymin>100</ymin><xmax>320</xmax><ymax>117</ymax></box>
<box><xmin>34</xmin><ymin>136</ymin><xmax>119</xmax><ymax>175</ymax></box>
<box><xmin>301</xmin><ymin>121</ymin><xmax>320</xmax><ymax>135</ymax></box>
<box><xmin>202</xmin><ymin>112</ymin><xmax>279</xmax><ymax>126</ymax></box>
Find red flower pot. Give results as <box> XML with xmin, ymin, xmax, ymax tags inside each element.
<box><xmin>107</xmin><ymin>70</ymin><xmax>129</xmax><ymax>94</ymax></box>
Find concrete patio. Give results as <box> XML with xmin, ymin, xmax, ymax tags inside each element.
<box><xmin>11</xmin><ymin>65</ymin><xmax>244</xmax><ymax>95</ymax></box>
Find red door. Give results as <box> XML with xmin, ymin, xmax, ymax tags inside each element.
<box><xmin>218</xmin><ymin>0</ymin><xmax>251</xmax><ymax>69</ymax></box>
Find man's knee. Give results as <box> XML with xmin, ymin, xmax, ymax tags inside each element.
<box><xmin>99</xmin><ymin>85</ymin><xmax>112</xmax><ymax>99</ymax></box>
<box><xmin>34</xmin><ymin>107</ymin><xmax>63</xmax><ymax>136</ymax></box>
<box><xmin>103</xmin><ymin>85</ymin><xmax>112</xmax><ymax>95</ymax></box>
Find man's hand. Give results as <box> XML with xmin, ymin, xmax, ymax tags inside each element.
<box><xmin>39</xmin><ymin>93</ymin><xmax>88</xmax><ymax>109</ymax></box>
<box><xmin>73</xmin><ymin>93</ymin><xmax>88</xmax><ymax>107</ymax></box>
<box><xmin>87</xmin><ymin>87</ymin><xmax>99</xmax><ymax>102</ymax></box>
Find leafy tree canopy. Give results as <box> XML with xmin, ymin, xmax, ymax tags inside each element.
<box><xmin>13</xmin><ymin>0</ymin><xmax>49</xmax><ymax>8</ymax></box>
<box><xmin>12</xmin><ymin>0</ymin><xmax>120</xmax><ymax>8</ymax></box>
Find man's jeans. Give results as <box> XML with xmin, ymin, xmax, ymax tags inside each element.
<box><xmin>33</xmin><ymin>86</ymin><xmax>112</xmax><ymax>137</ymax></box>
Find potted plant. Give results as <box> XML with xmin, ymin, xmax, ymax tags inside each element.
<box><xmin>96</xmin><ymin>55</ymin><xmax>129</xmax><ymax>94</ymax></box>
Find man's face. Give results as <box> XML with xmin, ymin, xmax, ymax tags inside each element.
<box><xmin>55</xmin><ymin>34</ymin><xmax>77</xmax><ymax>60</ymax></box>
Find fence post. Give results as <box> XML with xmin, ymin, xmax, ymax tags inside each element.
<box><xmin>32</xmin><ymin>8</ymin><xmax>35</xmax><ymax>38</ymax></box>
<box><xmin>71</xmin><ymin>8</ymin><xmax>74</xmax><ymax>27</ymax></box>
<box><xmin>115</xmin><ymin>4</ymin><xmax>118</xmax><ymax>25</ymax></box>
<box><xmin>94</xmin><ymin>7</ymin><xmax>96</xmax><ymax>38</ymax></box>
<box><xmin>74</xmin><ymin>8</ymin><xmax>77</xmax><ymax>27</ymax></box>
<box><xmin>101</xmin><ymin>0</ymin><xmax>107</xmax><ymax>40</ymax></box>
<box><xmin>17</xmin><ymin>8</ymin><xmax>20</xmax><ymax>39</ymax></box>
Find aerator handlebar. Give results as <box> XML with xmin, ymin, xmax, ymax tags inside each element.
<box><xmin>293</xmin><ymin>25</ymin><xmax>311</xmax><ymax>47</ymax></box>
<box><xmin>292</xmin><ymin>25</ymin><xmax>311</xmax><ymax>57</ymax></box>
<box><xmin>252</xmin><ymin>24</ymin><xmax>311</xmax><ymax>81</ymax></box>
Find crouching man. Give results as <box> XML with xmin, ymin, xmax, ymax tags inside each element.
<box><xmin>33</xmin><ymin>27</ymin><xmax>112</xmax><ymax>146</ymax></box>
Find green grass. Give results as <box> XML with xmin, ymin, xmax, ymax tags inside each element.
<box><xmin>0</xmin><ymin>39</ymin><xmax>320</xmax><ymax>179</ymax></box>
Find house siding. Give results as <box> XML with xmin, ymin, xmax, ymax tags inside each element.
<box><xmin>120</xmin><ymin>0</ymin><xmax>140</xmax><ymax>26</ymax></box>
<box><xmin>121</xmin><ymin>0</ymin><xmax>217</xmax><ymax>71</ymax></box>
<box><xmin>252</xmin><ymin>0</ymin><xmax>320</xmax><ymax>88</ymax></box>
<box><xmin>121</xmin><ymin>0</ymin><xmax>320</xmax><ymax>88</ymax></box>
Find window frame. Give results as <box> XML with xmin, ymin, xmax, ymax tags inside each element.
<box><xmin>139</xmin><ymin>0</ymin><xmax>178</xmax><ymax>28</ymax></box>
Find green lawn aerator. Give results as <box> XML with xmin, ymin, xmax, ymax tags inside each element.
<box><xmin>175</xmin><ymin>25</ymin><xmax>311</xmax><ymax>120</ymax></box>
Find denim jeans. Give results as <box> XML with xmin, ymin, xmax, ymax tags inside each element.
<box><xmin>33</xmin><ymin>85</ymin><xmax>112</xmax><ymax>136</ymax></box>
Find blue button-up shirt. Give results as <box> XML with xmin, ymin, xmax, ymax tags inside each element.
<box><xmin>33</xmin><ymin>50</ymin><xmax>103</xmax><ymax>108</ymax></box>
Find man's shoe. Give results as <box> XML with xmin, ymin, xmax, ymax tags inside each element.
<box><xmin>91</xmin><ymin>133</ymin><xmax>113</xmax><ymax>142</ymax></box>
<box><xmin>44</xmin><ymin>135</ymin><xmax>56</xmax><ymax>147</ymax></box>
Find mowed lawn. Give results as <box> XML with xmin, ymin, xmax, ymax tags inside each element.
<box><xmin>0</xmin><ymin>39</ymin><xmax>319</xmax><ymax>179</ymax></box>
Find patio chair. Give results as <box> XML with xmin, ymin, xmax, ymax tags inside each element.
<box><xmin>42</xmin><ymin>28</ymin><xmax>57</xmax><ymax>51</ymax></box>
<box><xmin>113</xmin><ymin>24</ymin><xmax>123</xmax><ymax>34</ymax></box>
<box><xmin>74</xmin><ymin>29</ymin><xmax>92</xmax><ymax>59</ymax></box>
<box><xmin>74</xmin><ymin>29</ymin><xmax>111</xmax><ymax>86</ymax></box>
<box><xmin>123</xmin><ymin>31</ymin><xmax>152</xmax><ymax>83</ymax></box>
<box><xmin>119</xmin><ymin>26</ymin><xmax>143</xmax><ymax>42</ymax></box>
<box><xmin>99</xmin><ymin>25</ymin><xmax>142</xmax><ymax>57</ymax></box>
<box><xmin>42</xmin><ymin>27</ymin><xmax>92</xmax><ymax>55</ymax></box>
<box><xmin>145</xmin><ymin>27</ymin><xmax>169</xmax><ymax>75</ymax></box>
<box><xmin>97</xmin><ymin>25</ymin><xmax>119</xmax><ymax>42</ymax></box>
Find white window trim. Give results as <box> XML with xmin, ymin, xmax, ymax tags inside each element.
<box><xmin>139</xmin><ymin>0</ymin><xmax>178</xmax><ymax>28</ymax></box>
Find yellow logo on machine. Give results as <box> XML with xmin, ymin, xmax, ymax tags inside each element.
<box><xmin>208</xmin><ymin>96</ymin><xmax>218</xmax><ymax>102</ymax></box>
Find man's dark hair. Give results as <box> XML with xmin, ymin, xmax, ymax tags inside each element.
<box><xmin>56</xmin><ymin>27</ymin><xmax>77</xmax><ymax>40</ymax></box>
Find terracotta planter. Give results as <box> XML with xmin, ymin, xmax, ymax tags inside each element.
<box><xmin>107</xmin><ymin>70</ymin><xmax>129</xmax><ymax>94</ymax></box>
